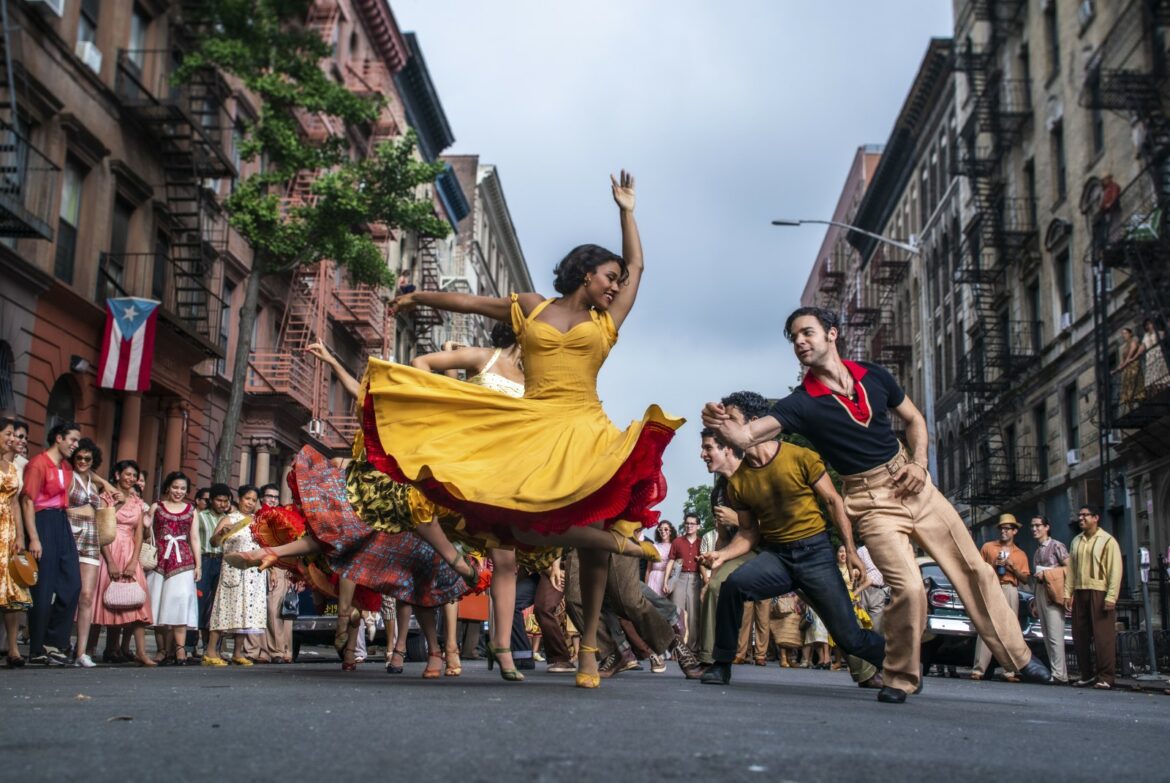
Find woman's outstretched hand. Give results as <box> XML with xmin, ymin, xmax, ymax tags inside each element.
<box><xmin>306</xmin><ymin>342</ymin><xmax>335</xmax><ymax>365</ymax></box>
<box><xmin>611</xmin><ymin>170</ymin><xmax>635</xmax><ymax>212</ymax></box>
<box><xmin>387</xmin><ymin>292</ymin><xmax>418</xmax><ymax>316</ymax></box>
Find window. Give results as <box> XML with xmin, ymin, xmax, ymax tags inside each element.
<box><xmin>217</xmin><ymin>279</ymin><xmax>235</xmax><ymax>375</ymax></box>
<box><xmin>1050</xmin><ymin>120</ymin><xmax>1067</xmax><ymax>202</ymax></box>
<box><xmin>128</xmin><ymin>5</ymin><xmax>148</xmax><ymax>68</ymax></box>
<box><xmin>1044</xmin><ymin>2</ymin><xmax>1060</xmax><ymax>79</ymax></box>
<box><xmin>98</xmin><ymin>198</ymin><xmax>133</xmax><ymax>301</ymax></box>
<box><xmin>55</xmin><ymin>157</ymin><xmax>85</xmax><ymax>284</ymax></box>
<box><xmin>0</xmin><ymin>341</ymin><xmax>13</xmax><ymax>412</ymax></box>
<box><xmin>1033</xmin><ymin>404</ymin><xmax>1048</xmax><ymax>481</ymax></box>
<box><xmin>1004</xmin><ymin>423</ymin><xmax>1017</xmax><ymax>482</ymax></box>
<box><xmin>1064</xmin><ymin>385</ymin><xmax>1079</xmax><ymax>456</ymax></box>
<box><xmin>46</xmin><ymin>376</ymin><xmax>76</xmax><ymax>433</ymax></box>
<box><xmin>1028</xmin><ymin>280</ymin><xmax>1043</xmax><ymax>352</ymax></box>
<box><xmin>1056</xmin><ymin>246</ymin><xmax>1073</xmax><ymax>319</ymax></box>
<box><xmin>1089</xmin><ymin>76</ymin><xmax>1105</xmax><ymax>156</ymax></box>
<box><xmin>152</xmin><ymin>232</ymin><xmax>169</xmax><ymax>301</ymax></box>
<box><xmin>78</xmin><ymin>0</ymin><xmax>99</xmax><ymax>45</ymax></box>
<box><xmin>1023</xmin><ymin>159</ymin><xmax>1037</xmax><ymax>227</ymax></box>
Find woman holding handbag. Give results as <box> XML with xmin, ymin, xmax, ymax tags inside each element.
<box><xmin>146</xmin><ymin>472</ymin><xmax>200</xmax><ymax>665</ymax></box>
<box><xmin>0</xmin><ymin>419</ymin><xmax>32</xmax><ymax>667</ymax></box>
<box><xmin>66</xmin><ymin>438</ymin><xmax>118</xmax><ymax>668</ymax></box>
<box><xmin>91</xmin><ymin>460</ymin><xmax>156</xmax><ymax>666</ymax></box>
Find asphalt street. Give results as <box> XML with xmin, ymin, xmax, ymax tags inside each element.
<box><xmin>3</xmin><ymin>651</ymin><xmax>1167</xmax><ymax>783</ymax></box>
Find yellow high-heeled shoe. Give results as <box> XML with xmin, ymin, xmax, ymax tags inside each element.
<box><xmin>608</xmin><ymin>530</ymin><xmax>661</xmax><ymax>562</ymax></box>
<box><xmin>576</xmin><ymin>644</ymin><xmax>601</xmax><ymax>689</ymax></box>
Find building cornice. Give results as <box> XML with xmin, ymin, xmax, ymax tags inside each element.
<box><xmin>394</xmin><ymin>33</ymin><xmax>454</xmax><ymax>162</ymax></box>
<box><xmin>477</xmin><ymin>165</ymin><xmax>532</xmax><ymax>291</ymax></box>
<box><xmin>352</xmin><ymin>0</ymin><xmax>409</xmax><ymax>74</ymax></box>
<box><xmin>849</xmin><ymin>37</ymin><xmax>954</xmax><ymax>262</ymax></box>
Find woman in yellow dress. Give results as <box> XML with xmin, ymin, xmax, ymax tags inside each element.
<box><xmin>366</xmin><ymin>171</ymin><xmax>683</xmax><ymax>687</ymax></box>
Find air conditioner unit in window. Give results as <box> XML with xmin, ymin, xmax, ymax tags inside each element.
<box><xmin>1066</xmin><ymin>448</ymin><xmax>1080</xmax><ymax>466</ymax></box>
<box><xmin>27</xmin><ymin>0</ymin><xmax>65</xmax><ymax>17</ymax></box>
<box><xmin>1077</xmin><ymin>0</ymin><xmax>1096</xmax><ymax>28</ymax></box>
<box><xmin>1059</xmin><ymin>312</ymin><xmax>1073</xmax><ymax>332</ymax></box>
<box><xmin>75</xmin><ymin>41</ymin><xmax>103</xmax><ymax>74</ymax></box>
<box><xmin>1106</xmin><ymin>430</ymin><xmax>1122</xmax><ymax>445</ymax></box>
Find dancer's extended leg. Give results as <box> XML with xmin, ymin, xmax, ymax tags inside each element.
<box><xmin>224</xmin><ymin>536</ymin><xmax>320</xmax><ymax>569</ymax></box>
<box><xmin>411</xmin><ymin>521</ymin><xmax>478</xmax><ymax>584</ymax></box>
<box><xmin>512</xmin><ymin>525</ymin><xmax>659</xmax><ymax>560</ymax></box>
<box><xmin>575</xmin><ymin>537</ymin><xmax>610</xmax><ymax>688</ymax></box>
<box><xmin>442</xmin><ymin>601</ymin><xmax>462</xmax><ymax>676</ymax></box>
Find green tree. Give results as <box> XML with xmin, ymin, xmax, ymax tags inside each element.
<box><xmin>177</xmin><ymin>1</ymin><xmax>450</xmax><ymax>482</ymax></box>
<box><xmin>682</xmin><ymin>483</ymin><xmax>715</xmax><ymax>534</ymax></box>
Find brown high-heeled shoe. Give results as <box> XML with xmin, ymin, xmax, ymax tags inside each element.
<box><xmin>444</xmin><ymin>649</ymin><xmax>462</xmax><ymax>677</ymax></box>
<box><xmin>422</xmin><ymin>652</ymin><xmax>444</xmax><ymax>679</ymax></box>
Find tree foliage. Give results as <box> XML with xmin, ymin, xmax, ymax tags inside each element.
<box><xmin>682</xmin><ymin>483</ymin><xmax>715</xmax><ymax>535</ymax></box>
<box><xmin>176</xmin><ymin>0</ymin><xmax>449</xmax><ymax>285</ymax></box>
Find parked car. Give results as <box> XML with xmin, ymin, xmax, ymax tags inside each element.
<box><xmin>918</xmin><ymin>556</ymin><xmax>1072</xmax><ymax>674</ymax></box>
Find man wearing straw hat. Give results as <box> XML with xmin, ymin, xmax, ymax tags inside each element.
<box><xmin>969</xmin><ymin>513</ymin><xmax>1030</xmax><ymax>681</ymax></box>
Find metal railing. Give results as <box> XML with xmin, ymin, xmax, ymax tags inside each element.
<box><xmin>0</xmin><ymin>120</ymin><xmax>59</xmax><ymax>240</ymax></box>
<box><xmin>245</xmin><ymin>352</ymin><xmax>315</xmax><ymax>410</ymax></box>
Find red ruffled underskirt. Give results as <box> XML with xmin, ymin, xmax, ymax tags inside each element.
<box><xmin>362</xmin><ymin>393</ymin><xmax>674</xmax><ymax>537</ymax></box>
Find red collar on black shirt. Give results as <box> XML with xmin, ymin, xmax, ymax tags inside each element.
<box><xmin>801</xmin><ymin>360</ymin><xmax>872</xmax><ymax>427</ymax></box>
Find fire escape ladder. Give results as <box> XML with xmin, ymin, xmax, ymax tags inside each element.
<box><xmin>412</xmin><ymin>234</ymin><xmax>445</xmax><ymax>356</ymax></box>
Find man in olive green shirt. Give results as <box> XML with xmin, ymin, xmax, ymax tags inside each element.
<box><xmin>699</xmin><ymin>391</ymin><xmax>884</xmax><ymax>687</ymax></box>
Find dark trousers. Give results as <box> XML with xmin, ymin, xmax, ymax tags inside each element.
<box><xmin>564</xmin><ymin>550</ymin><xmax>677</xmax><ymax>659</ymax></box>
<box><xmin>712</xmin><ymin>533</ymin><xmax>884</xmax><ymax>669</ymax></box>
<box><xmin>534</xmin><ymin>572</ymin><xmax>572</xmax><ymax>664</ymax></box>
<box><xmin>196</xmin><ymin>555</ymin><xmax>222</xmax><ymax>631</ymax></box>
<box><xmin>511</xmin><ymin>572</ymin><xmax>538</xmax><ymax>660</ymax></box>
<box><xmin>28</xmin><ymin>509</ymin><xmax>81</xmax><ymax>656</ymax></box>
<box><xmin>1071</xmin><ymin>589</ymin><xmax>1116</xmax><ymax>685</ymax></box>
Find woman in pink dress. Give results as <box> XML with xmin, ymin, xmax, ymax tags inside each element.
<box><xmin>92</xmin><ymin>460</ymin><xmax>155</xmax><ymax>666</ymax></box>
<box><xmin>644</xmin><ymin>520</ymin><xmax>675</xmax><ymax>595</ymax></box>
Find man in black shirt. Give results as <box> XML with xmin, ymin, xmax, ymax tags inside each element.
<box><xmin>702</xmin><ymin>306</ymin><xmax>1051</xmax><ymax>703</ymax></box>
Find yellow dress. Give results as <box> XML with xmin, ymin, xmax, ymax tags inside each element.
<box><xmin>363</xmin><ymin>295</ymin><xmax>683</xmax><ymax>537</ymax></box>
<box><xmin>0</xmin><ymin>461</ymin><xmax>32</xmax><ymax>610</ymax></box>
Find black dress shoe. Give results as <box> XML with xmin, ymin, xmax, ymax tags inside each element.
<box><xmin>877</xmin><ymin>686</ymin><xmax>907</xmax><ymax>704</ymax></box>
<box><xmin>857</xmin><ymin>672</ymin><xmax>884</xmax><ymax>689</ymax></box>
<box><xmin>914</xmin><ymin>678</ymin><xmax>924</xmax><ymax>695</ymax></box>
<box><xmin>700</xmin><ymin>662</ymin><xmax>731</xmax><ymax>685</ymax></box>
<box><xmin>1018</xmin><ymin>655</ymin><xmax>1053</xmax><ymax>684</ymax></box>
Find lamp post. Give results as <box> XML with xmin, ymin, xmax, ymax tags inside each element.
<box><xmin>771</xmin><ymin>219</ymin><xmax>921</xmax><ymax>255</ymax></box>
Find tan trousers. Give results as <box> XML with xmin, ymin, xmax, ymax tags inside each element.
<box><xmin>261</xmin><ymin>568</ymin><xmax>293</xmax><ymax>661</ymax></box>
<box><xmin>735</xmin><ymin>600</ymin><xmax>770</xmax><ymax>660</ymax></box>
<box><xmin>842</xmin><ymin>451</ymin><xmax>1032</xmax><ymax>694</ymax></box>
<box><xmin>971</xmin><ymin>584</ymin><xmax>1019</xmax><ymax>676</ymax></box>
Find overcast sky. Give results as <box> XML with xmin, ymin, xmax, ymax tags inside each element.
<box><xmin>393</xmin><ymin>1</ymin><xmax>954</xmax><ymax>523</ymax></box>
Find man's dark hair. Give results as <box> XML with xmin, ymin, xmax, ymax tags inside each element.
<box><xmin>699</xmin><ymin>426</ymin><xmax>744</xmax><ymax>459</ymax></box>
<box><xmin>208</xmin><ymin>483</ymin><xmax>233</xmax><ymax>501</ymax></box>
<box><xmin>1031</xmin><ymin>515</ymin><xmax>1051</xmax><ymax>528</ymax></box>
<box><xmin>720</xmin><ymin>391</ymin><xmax>770</xmax><ymax>422</ymax></box>
<box><xmin>1079</xmin><ymin>504</ymin><xmax>1102</xmax><ymax>518</ymax></box>
<box><xmin>683</xmin><ymin>512</ymin><xmax>700</xmax><ymax>524</ymax></box>
<box><xmin>195</xmin><ymin>487</ymin><xmax>211</xmax><ymax>500</ymax></box>
<box><xmin>47</xmin><ymin>420</ymin><xmax>81</xmax><ymax>446</ymax></box>
<box><xmin>490</xmin><ymin>321</ymin><xmax>517</xmax><ymax>349</ymax></box>
<box><xmin>259</xmin><ymin>483</ymin><xmax>280</xmax><ymax>497</ymax></box>
<box><xmin>71</xmin><ymin>438</ymin><xmax>103</xmax><ymax>471</ymax></box>
<box><xmin>552</xmin><ymin>244</ymin><xmax>628</xmax><ymax>295</ymax></box>
<box><xmin>783</xmin><ymin>306</ymin><xmax>840</xmax><ymax>342</ymax></box>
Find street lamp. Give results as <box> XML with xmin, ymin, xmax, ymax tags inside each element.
<box><xmin>771</xmin><ymin>218</ymin><xmax>920</xmax><ymax>255</ymax></box>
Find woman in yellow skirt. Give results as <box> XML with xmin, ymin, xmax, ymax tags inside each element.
<box><xmin>366</xmin><ymin>171</ymin><xmax>683</xmax><ymax>687</ymax></box>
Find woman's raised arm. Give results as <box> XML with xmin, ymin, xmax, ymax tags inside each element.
<box><xmin>606</xmin><ymin>170</ymin><xmax>642</xmax><ymax>331</ymax></box>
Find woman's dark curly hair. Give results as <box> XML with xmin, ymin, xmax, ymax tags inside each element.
<box><xmin>552</xmin><ymin>244</ymin><xmax>627</xmax><ymax>295</ymax></box>
<box><xmin>71</xmin><ymin>438</ymin><xmax>103</xmax><ymax>472</ymax></box>
<box><xmin>490</xmin><ymin>321</ymin><xmax>517</xmax><ymax>348</ymax></box>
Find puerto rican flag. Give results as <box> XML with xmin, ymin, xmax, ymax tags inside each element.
<box><xmin>98</xmin><ymin>297</ymin><xmax>161</xmax><ymax>391</ymax></box>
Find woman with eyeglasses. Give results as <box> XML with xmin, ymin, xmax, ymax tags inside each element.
<box><xmin>66</xmin><ymin>438</ymin><xmax>118</xmax><ymax>667</ymax></box>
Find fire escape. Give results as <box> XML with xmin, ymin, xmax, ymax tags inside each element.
<box><xmin>868</xmin><ymin>246</ymin><xmax>912</xmax><ymax>377</ymax></box>
<box><xmin>114</xmin><ymin>38</ymin><xmax>233</xmax><ymax>351</ymax></box>
<box><xmin>411</xmin><ymin>234</ymin><xmax>446</xmax><ymax>356</ymax></box>
<box><xmin>952</xmin><ymin>0</ymin><xmax>1042</xmax><ymax>507</ymax></box>
<box><xmin>0</xmin><ymin>1</ymin><xmax>59</xmax><ymax>242</ymax></box>
<box><xmin>1082</xmin><ymin>0</ymin><xmax>1170</xmax><ymax>441</ymax></box>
